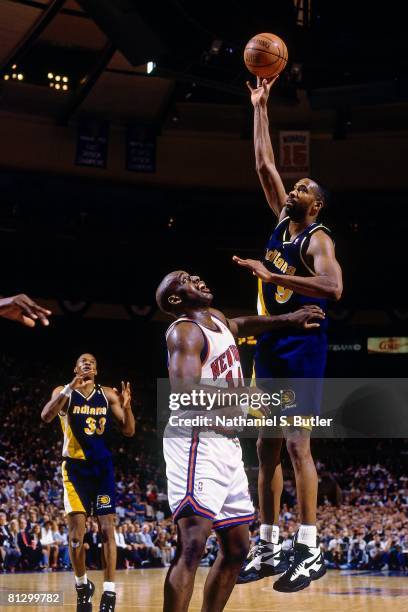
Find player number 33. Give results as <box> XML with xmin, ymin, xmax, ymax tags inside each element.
<box><xmin>84</xmin><ymin>416</ymin><xmax>106</xmax><ymax>436</ymax></box>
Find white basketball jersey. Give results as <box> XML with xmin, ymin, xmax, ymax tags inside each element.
<box><xmin>166</xmin><ymin>314</ymin><xmax>243</xmax><ymax>386</ymax></box>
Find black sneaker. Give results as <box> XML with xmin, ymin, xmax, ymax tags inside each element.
<box><xmin>76</xmin><ymin>580</ymin><xmax>95</xmax><ymax>612</ymax></box>
<box><xmin>273</xmin><ymin>541</ymin><xmax>326</xmax><ymax>592</ymax></box>
<box><xmin>99</xmin><ymin>591</ymin><xmax>116</xmax><ymax>612</ymax></box>
<box><xmin>237</xmin><ymin>539</ymin><xmax>290</xmax><ymax>584</ymax></box>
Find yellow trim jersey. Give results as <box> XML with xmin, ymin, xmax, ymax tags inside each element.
<box><xmin>59</xmin><ymin>384</ymin><xmax>113</xmax><ymax>462</ymax></box>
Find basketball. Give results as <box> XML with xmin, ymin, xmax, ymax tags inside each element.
<box><xmin>244</xmin><ymin>32</ymin><xmax>288</xmax><ymax>79</ymax></box>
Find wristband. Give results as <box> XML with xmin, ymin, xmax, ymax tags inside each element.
<box><xmin>60</xmin><ymin>384</ymin><xmax>72</xmax><ymax>398</ymax></box>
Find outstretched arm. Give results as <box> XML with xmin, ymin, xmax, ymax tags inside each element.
<box><xmin>233</xmin><ymin>232</ymin><xmax>343</xmax><ymax>301</ymax></box>
<box><xmin>209</xmin><ymin>305</ymin><xmax>324</xmax><ymax>339</ymax></box>
<box><xmin>229</xmin><ymin>305</ymin><xmax>325</xmax><ymax>337</ymax></box>
<box><xmin>248</xmin><ymin>78</ymin><xmax>287</xmax><ymax>217</ymax></box>
<box><xmin>0</xmin><ymin>294</ymin><xmax>51</xmax><ymax>327</ymax></box>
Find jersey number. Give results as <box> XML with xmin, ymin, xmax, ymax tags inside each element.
<box><xmin>275</xmin><ymin>285</ymin><xmax>293</xmax><ymax>304</ymax></box>
<box><xmin>84</xmin><ymin>417</ymin><xmax>106</xmax><ymax>436</ymax></box>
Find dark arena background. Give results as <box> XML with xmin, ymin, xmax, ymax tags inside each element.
<box><xmin>0</xmin><ymin>1</ymin><xmax>407</xmax><ymax>610</ymax></box>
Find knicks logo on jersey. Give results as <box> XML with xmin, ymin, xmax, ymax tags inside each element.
<box><xmin>210</xmin><ymin>344</ymin><xmax>241</xmax><ymax>381</ymax></box>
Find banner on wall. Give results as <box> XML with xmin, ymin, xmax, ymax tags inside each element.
<box><xmin>75</xmin><ymin>119</ymin><xmax>109</xmax><ymax>168</ymax></box>
<box><xmin>279</xmin><ymin>131</ymin><xmax>310</xmax><ymax>178</ymax></box>
<box><xmin>368</xmin><ymin>337</ymin><xmax>408</xmax><ymax>354</ymax></box>
<box><xmin>126</xmin><ymin>124</ymin><xmax>156</xmax><ymax>173</ymax></box>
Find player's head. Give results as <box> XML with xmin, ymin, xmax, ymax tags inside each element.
<box><xmin>286</xmin><ymin>178</ymin><xmax>327</xmax><ymax>222</ymax></box>
<box><xmin>156</xmin><ymin>271</ymin><xmax>213</xmax><ymax>316</ymax></box>
<box><xmin>74</xmin><ymin>353</ymin><xmax>97</xmax><ymax>380</ymax></box>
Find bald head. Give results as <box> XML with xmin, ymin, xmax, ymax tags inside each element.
<box><xmin>156</xmin><ymin>271</ymin><xmax>184</xmax><ymax>315</ymax></box>
<box><xmin>156</xmin><ymin>270</ymin><xmax>213</xmax><ymax>315</ymax></box>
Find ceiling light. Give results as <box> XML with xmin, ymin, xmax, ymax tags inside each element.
<box><xmin>48</xmin><ymin>72</ymin><xmax>54</xmax><ymax>79</ymax></box>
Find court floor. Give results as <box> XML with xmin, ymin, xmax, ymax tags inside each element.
<box><xmin>1</xmin><ymin>568</ymin><xmax>407</xmax><ymax>611</ymax></box>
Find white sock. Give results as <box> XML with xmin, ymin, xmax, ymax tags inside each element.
<box><xmin>103</xmin><ymin>582</ymin><xmax>115</xmax><ymax>593</ymax></box>
<box><xmin>260</xmin><ymin>524</ymin><xmax>279</xmax><ymax>545</ymax></box>
<box><xmin>75</xmin><ymin>574</ymin><xmax>87</xmax><ymax>586</ymax></box>
<box><xmin>297</xmin><ymin>524</ymin><xmax>317</xmax><ymax>547</ymax></box>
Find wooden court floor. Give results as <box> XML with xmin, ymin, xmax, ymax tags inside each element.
<box><xmin>1</xmin><ymin>568</ymin><xmax>407</xmax><ymax>611</ymax></box>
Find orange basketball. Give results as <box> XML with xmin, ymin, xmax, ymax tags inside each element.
<box><xmin>244</xmin><ymin>32</ymin><xmax>288</xmax><ymax>79</ymax></box>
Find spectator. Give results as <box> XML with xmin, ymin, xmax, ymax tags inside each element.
<box><xmin>52</xmin><ymin>521</ymin><xmax>70</xmax><ymax>569</ymax></box>
<box><xmin>4</xmin><ymin>519</ymin><xmax>21</xmax><ymax>572</ymax></box>
<box><xmin>83</xmin><ymin>521</ymin><xmax>102</xmax><ymax>569</ymax></box>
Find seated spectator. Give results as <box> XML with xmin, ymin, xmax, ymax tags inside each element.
<box><xmin>347</xmin><ymin>541</ymin><xmax>367</xmax><ymax>569</ymax></box>
<box><xmin>84</xmin><ymin>521</ymin><xmax>101</xmax><ymax>570</ymax></box>
<box><xmin>135</xmin><ymin>523</ymin><xmax>160</xmax><ymax>566</ymax></box>
<box><xmin>3</xmin><ymin>519</ymin><xmax>21</xmax><ymax>572</ymax></box>
<box><xmin>154</xmin><ymin>530</ymin><xmax>173</xmax><ymax>567</ymax></box>
<box><xmin>115</xmin><ymin>525</ymin><xmax>132</xmax><ymax>569</ymax></box>
<box><xmin>40</xmin><ymin>520</ymin><xmax>59</xmax><ymax>570</ymax></box>
<box><xmin>124</xmin><ymin>524</ymin><xmax>142</xmax><ymax>567</ymax></box>
<box><xmin>52</xmin><ymin>521</ymin><xmax>70</xmax><ymax>569</ymax></box>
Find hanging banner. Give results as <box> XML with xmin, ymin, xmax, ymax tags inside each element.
<box><xmin>279</xmin><ymin>131</ymin><xmax>310</xmax><ymax>178</ymax></box>
<box><xmin>75</xmin><ymin>119</ymin><xmax>109</xmax><ymax>169</ymax></box>
<box><xmin>126</xmin><ymin>124</ymin><xmax>156</xmax><ymax>173</ymax></box>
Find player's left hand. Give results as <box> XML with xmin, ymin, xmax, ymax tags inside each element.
<box><xmin>232</xmin><ymin>256</ymin><xmax>273</xmax><ymax>282</ymax></box>
<box><xmin>287</xmin><ymin>305</ymin><xmax>325</xmax><ymax>329</ymax></box>
<box><xmin>114</xmin><ymin>381</ymin><xmax>132</xmax><ymax>410</ymax></box>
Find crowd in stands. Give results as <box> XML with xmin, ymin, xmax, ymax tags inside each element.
<box><xmin>0</xmin><ymin>355</ymin><xmax>407</xmax><ymax>573</ymax></box>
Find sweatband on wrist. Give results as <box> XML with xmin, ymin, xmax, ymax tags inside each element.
<box><xmin>60</xmin><ymin>384</ymin><xmax>72</xmax><ymax>398</ymax></box>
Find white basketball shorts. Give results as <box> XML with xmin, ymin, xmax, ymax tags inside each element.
<box><xmin>163</xmin><ymin>431</ymin><xmax>254</xmax><ymax>529</ymax></box>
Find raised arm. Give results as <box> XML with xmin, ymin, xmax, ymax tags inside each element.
<box><xmin>105</xmin><ymin>383</ymin><xmax>135</xmax><ymax>437</ymax></box>
<box><xmin>41</xmin><ymin>375</ymin><xmax>90</xmax><ymax>423</ymax></box>
<box><xmin>248</xmin><ymin>78</ymin><xmax>288</xmax><ymax>218</ymax></box>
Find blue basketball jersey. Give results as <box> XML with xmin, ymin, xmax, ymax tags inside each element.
<box><xmin>59</xmin><ymin>384</ymin><xmax>113</xmax><ymax>462</ymax></box>
<box><xmin>258</xmin><ymin>216</ymin><xmax>332</xmax><ymax>335</ymax></box>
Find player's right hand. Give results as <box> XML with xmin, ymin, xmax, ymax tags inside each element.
<box><xmin>69</xmin><ymin>375</ymin><xmax>91</xmax><ymax>390</ymax></box>
<box><xmin>246</xmin><ymin>76</ymin><xmax>279</xmax><ymax>107</ymax></box>
<box><xmin>288</xmin><ymin>305</ymin><xmax>325</xmax><ymax>329</ymax></box>
<box><xmin>0</xmin><ymin>294</ymin><xmax>51</xmax><ymax>327</ymax></box>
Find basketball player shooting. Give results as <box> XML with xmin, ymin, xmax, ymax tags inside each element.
<box><xmin>232</xmin><ymin>76</ymin><xmax>343</xmax><ymax>592</ymax></box>
<box><xmin>41</xmin><ymin>354</ymin><xmax>135</xmax><ymax>612</ymax></box>
<box><xmin>156</xmin><ymin>271</ymin><xmax>324</xmax><ymax>612</ymax></box>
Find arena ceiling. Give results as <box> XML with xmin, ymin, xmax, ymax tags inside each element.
<box><xmin>0</xmin><ymin>0</ymin><xmax>407</xmax><ymax>131</ymax></box>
